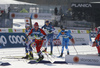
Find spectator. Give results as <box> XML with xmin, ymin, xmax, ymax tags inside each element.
<box><xmin>54</xmin><ymin>7</ymin><xmax>58</xmax><ymax>15</ymax></box>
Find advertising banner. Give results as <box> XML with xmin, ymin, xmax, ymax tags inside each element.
<box><xmin>66</xmin><ymin>21</ymin><xmax>92</xmax><ymax>30</ymax></box>
<box><xmin>0</xmin><ymin>33</ymin><xmax>61</xmax><ymax>48</ymax></box>
<box><xmin>13</xmin><ymin>29</ymin><xmax>23</xmax><ymax>33</ymax></box>
<box><xmin>0</xmin><ymin>28</ymin><xmax>9</xmax><ymax>33</ymax></box>
<box><xmin>10</xmin><ymin>13</ymin><xmax>52</xmax><ymax>20</ymax></box>
<box><xmin>10</xmin><ymin>13</ymin><xmax>30</xmax><ymax>19</ymax></box>
<box><xmin>70</xmin><ymin>34</ymin><xmax>89</xmax><ymax>45</ymax></box>
<box><xmin>0</xmin><ymin>33</ymin><xmax>26</xmax><ymax>48</ymax></box>
<box><xmin>25</xmin><ymin>18</ymin><xmax>30</xmax><ymax>24</ymax></box>
<box><xmin>65</xmin><ymin>55</ymin><xmax>100</xmax><ymax>65</ymax></box>
<box><xmin>71</xmin><ymin>3</ymin><xmax>92</xmax><ymax>8</ymax></box>
<box><xmin>0</xmin><ymin>29</ymin><xmax>90</xmax><ymax>48</ymax></box>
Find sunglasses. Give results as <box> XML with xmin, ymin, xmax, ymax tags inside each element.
<box><xmin>61</xmin><ymin>32</ymin><xmax>65</xmax><ymax>34</ymax></box>
<box><xmin>34</xmin><ymin>26</ymin><xmax>38</xmax><ymax>28</ymax></box>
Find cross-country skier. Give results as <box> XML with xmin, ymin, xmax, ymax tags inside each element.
<box><xmin>93</xmin><ymin>28</ymin><xmax>100</xmax><ymax>56</ymax></box>
<box><xmin>56</xmin><ymin>28</ymin><xmax>75</xmax><ymax>57</ymax></box>
<box><xmin>22</xmin><ymin>24</ymin><xmax>34</xmax><ymax>59</ymax></box>
<box><xmin>28</xmin><ymin>22</ymin><xmax>46</xmax><ymax>61</ymax></box>
<box><xmin>41</xmin><ymin>20</ymin><xmax>55</xmax><ymax>55</ymax></box>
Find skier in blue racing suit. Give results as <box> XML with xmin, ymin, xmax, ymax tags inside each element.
<box><xmin>22</xmin><ymin>24</ymin><xmax>34</xmax><ymax>59</ymax></box>
<box><xmin>56</xmin><ymin>28</ymin><xmax>75</xmax><ymax>57</ymax></box>
<box><xmin>41</xmin><ymin>20</ymin><xmax>55</xmax><ymax>55</ymax></box>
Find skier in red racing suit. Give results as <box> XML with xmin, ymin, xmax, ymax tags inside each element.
<box><xmin>28</xmin><ymin>22</ymin><xmax>46</xmax><ymax>61</ymax></box>
<box><xmin>93</xmin><ymin>28</ymin><xmax>100</xmax><ymax>56</ymax></box>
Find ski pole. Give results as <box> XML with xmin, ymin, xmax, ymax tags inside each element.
<box><xmin>57</xmin><ymin>45</ymin><xmax>60</xmax><ymax>55</ymax></box>
<box><xmin>40</xmin><ymin>48</ymin><xmax>54</xmax><ymax>63</ymax></box>
<box><xmin>54</xmin><ymin>39</ymin><xmax>60</xmax><ymax>55</ymax></box>
<box><xmin>73</xmin><ymin>44</ymin><xmax>78</xmax><ymax>55</ymax></box>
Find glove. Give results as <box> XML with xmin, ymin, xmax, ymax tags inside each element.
<box><xmin>41</xmin><ymin>36</ymin><xmax>46</xmax><ymax>40</ymax></box>
<box><xmin>23</xmin><ymin>38</ymin><xmax>26</xmax><ymax>41</ymax></box>
<box><xmin>26</xmin><ymin>35</ymin><xmax>29</xmax><ymax>38</ymax></box>
<box><xmin>44</xmin><ymin>27</ymin><xmax>46</xmax><ymax>29</ymax></box>
<box><xmin>70</xmin><ymin>38</ymin><xmax>75</xmax><ymax>44</ymax></box>
<box><xmin>92</xmin><ymin>41</ymin><xmax>96</xmax><ymax>47</ymax></box>
<box><xmin>69</xmin><ymin>37</ymin><xmax>71</xmax><ymax>39</ymax></box>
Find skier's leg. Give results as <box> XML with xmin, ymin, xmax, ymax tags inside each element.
<box><xmin>29</xmin><ymin>39</ymin><xmax>36</xmax><ymax>58</ymax></box>
<box><xmin>36</xmin><ymin>40</ymin><xmax>44</xmax><ymax>61</ymax></box>
<box><xmin>43</xmin><ymin>35</ymin><xmax>49</xmax><ymax>52</ymax></box>
<box><xmin>50</xmin><ymin>33</ymin><xmax>54</xmax><ymax>55</ymax></box>
<box><xmin>29</xmin><ymin>43</ymin><xmax>34</xmax><ymax>59</ymax></box>
<box><xmin>96</xmin><ymin>46</ymin><xmax>100</xmax><ymax>56</ymax></box>
<box><xmin>59</xmin><ymin>39</ymin><xmax>65</xmax><ymax>57</ymax></box>
<box><xmin>22</xmin><ymin>43</ymin><xmax>29</xmax><ymax>59</ymax></box>
<box><xmin>65</xmin><ymin>42</ymin><xmax>69</xmax><ymax>55</ymax></box>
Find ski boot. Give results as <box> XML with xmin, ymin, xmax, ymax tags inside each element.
<box><xmin>67</xmin><ymin>51</ymin><xmax>69</xmax><ymax>55</ymax></box>
<box><xmin>59</xmin><ymin>53</ymin><xmax>63</xmax><ymax>57</ymax></box>
<box><xmin>49</xmin><ymin>51</ymin><xmax>53</xmax><ymax>55</ymax></box>
<box><xmin>40</xmin><ymin>55</ymin><xmax>44</xmax><ymax>61</ymax></box>
<box><xmin>22</xmin><ymin>55</ymin><xmax>28</xmax><ymax>59</ymax></box>
<box><xmin>29</xmin><ymin>52</ymin><xmax>34</xmax><ymax>59</ymax></box>
<box><xmin>36</xmin><ymin>55</ymin><xmax>44</xmax><ymax>62</ymax></box>
<box><xmin>98</xmin><ymin>53</ymin><xmax>100</xmax><ymax>56</ymax></box>
<box><xmin>49</xmin><ymin>53</ymin><xmax>52</xmax><ymax>55</ymax></box>
<box><xmin>37</xmin><ymin>51</ymin><xmax>44</xmax><ymax>62</ymax></box>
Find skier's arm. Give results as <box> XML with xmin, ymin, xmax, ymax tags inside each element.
<box><xmin>41</xmin><ymin>25</ymin><xmax>46</xmax><ymax>29</ymax></box>
<box><xmin>68</xmin><ymin>30</ymin><xmax>71</xmax><ymax>34</ymax></box>
<box><xmin>69</xmin><ymin>34</ymin><xmax>73</xmax><ymax>39</ymax></box>
<box><xmin>40</xmin><ymin>29</ymin><xmax>47</xmax><ymax>39</ymax></box>
<box><xmin>70</xmin><ymin>38</ymin><xmax>75</xmax><ymax>44</ymax></box>
<box><xmin>40</xmin><ymin>29</ymin><xmax>46</xmax><ymax>35</ymax></box>
<box><xmin>51</xmin><ymin>26</ymin><xmax>55</xmax><ymax>31</ymax></box>
<box><xmin>68</xmin><ymin>32</ymin><xmax>75</xmax><ymax>44</ymax></box>
<box><xmin>23</xmin><ymin>29</ymin><xmax>33</xmax><ymax>41</ymax></box>
<box><xmin>28</xmin><ymin>28</ymin><xmax>33</xmax><ymax>36</ymax></box>
<box><xmin>94</xmin><ymin>34</ymin><xmax>99</xmax><ymax>47</ymax></box>
<box><xmin>95</xmin><ymin>37</ymin><xmax>98</xmax><ymax>44</ymax></box>
<box><xmin>50</xmin><ymin>25</ymin><xmax>55</xmax><ymax>32</ymax></box>
<box><xmin>41</xmin><ymin>25</ymin><xmax>44</xmax><ymax>29</ymax></box>
<box><xmin>95</xmin><ymin>34</ymin><xmax>98</xmax><ymax>41</ymax></box>
<box><xmin>56</xmin><ymin>32</ymin><xmax>61</xmax><ymax>39</ymax></box>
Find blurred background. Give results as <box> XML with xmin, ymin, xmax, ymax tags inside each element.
<box><xmin>1</xmin><ymin>0</ymin><xmax>100</xmax><ymax>30</ymax></box>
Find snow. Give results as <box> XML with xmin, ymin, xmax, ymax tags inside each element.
<box><xmin>0</xmin><ymin>45</ymin><xmax>100</xmax><ymax>68</ymax></box>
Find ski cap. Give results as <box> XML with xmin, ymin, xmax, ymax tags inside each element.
<box><xmin>34</xmin><ymin>22</ymin><xmax>39</xmax><ymax>27</ymax></box>
<box><xmin>25</xmin><ymin>24</ymin><xmax>30</xmax><ymax>28</ymax></box>
<box><xmin>45</xmin><ymin>20</ymin><xmax>49</xmax><ymax>23</ymax></box>
<box><xmin>61</xmin><ymin>30</ymin><xmax>65</xmax><ymax>33</ymax></box>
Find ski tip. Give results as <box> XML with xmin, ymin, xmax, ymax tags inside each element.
<box><xmin>28</xmin><ymin>60</ymin><xmax>39</xmax><ymax>64</ymax></box>
<box><xmin>0</xmin><ymin>62</ymin><xmax>11</xmax><ymax>66</ymax></box>
<box><xmin>51</xmin><ymin>61</ymin><xmax>55</xmax><ymax>64</ymax></box>
<box><xmin>57</xmin><ymin>56</ymin><xmax>64</xmax><ymax>58</ymax></box>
